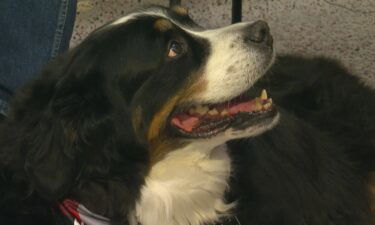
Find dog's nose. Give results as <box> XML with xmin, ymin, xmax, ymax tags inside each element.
<box><xmin>243</xmin><ymin>20</ymin><xmax>272</xmax><ymax>45</ymax></box>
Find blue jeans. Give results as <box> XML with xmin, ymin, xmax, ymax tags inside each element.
<box><xmin>0</xmin><ymin>0</ymin><xmax>77</xmax><ymax>116</ymax></box>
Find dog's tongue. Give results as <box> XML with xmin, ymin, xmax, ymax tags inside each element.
<box><xmin>171</xmin><ymin>100</ymin><xmax>257</xmax><ymax>132</ymax></box>
<box><xmin>171</xmin><ymin>90</ymin><xmax>271</xmax><ymax>133</ymax></box>
<box><xmin>171</xmin><ymin>114</ymin><xmax>199</xmax><ymax>132</ymax></box>
<box><xmin>226</xmin><ymin>101</ymin><xmax>256</xmax><ymax>114</ymax></box>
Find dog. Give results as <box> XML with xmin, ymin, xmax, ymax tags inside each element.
<box><xmin>0</xmin><ymin>5</ymin><xmax>374</xmax><ymax>225</ymax></box>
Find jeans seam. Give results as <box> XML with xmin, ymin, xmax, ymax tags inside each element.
<box><xmin>51</xmin><ymin>0</ymin><xmax>69</xmax><ymax>58</ymax></box>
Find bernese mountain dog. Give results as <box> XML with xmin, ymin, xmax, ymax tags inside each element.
<box><xmin>1</xmin><ymin>5</ymin><xmax>374</xmax><ymax>225</ymax></box>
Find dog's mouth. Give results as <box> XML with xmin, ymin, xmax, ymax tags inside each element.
<box><xmin>169</xmin><ymin>89</ymin><xmax>277</xmax><ymax>138</ymax></box>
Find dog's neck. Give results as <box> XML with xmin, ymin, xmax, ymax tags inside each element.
<box><xmin>132</xmin><ymin>142</ymin><xmax>234</xmax><ymax>225</ymax></box>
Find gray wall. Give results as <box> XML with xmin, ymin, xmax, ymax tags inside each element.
<box><xmin>72</xmin><ymin>0</ymin><xmax>375</xmax><ymax>86</ymax></box>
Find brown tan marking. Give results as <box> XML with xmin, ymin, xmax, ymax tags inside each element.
<box><xmin>147</xmin><ymin>75</ymin><xmax>206</xmax><ymax>141</ymax></box>
<box><xmin>147</xmin><ymin>72</ymin><xmax>207</xmax><ymax>163</ymax></box>
<box><xmin>171</xmin><ymin>6</ymin><xmax>188</xmax><ymax>16</ymax></box>
<box><xmin>64</xmin><ymin>125</ymin><xmax>78</xmax><ymax>142</ymax></box>
<box><xmin>153</xmin><ymin>18</ymin><xmax>173</xmax><ymax>32</ymax></box>
<box><xmin>148</xmin><ymin>95</ymin><xmax>179</xmax><ymax>141</ymax></box>
<box><xmin>149</xmin><ymin>136</ymin><xmax>188</xmax><ymax>165</ymax></box>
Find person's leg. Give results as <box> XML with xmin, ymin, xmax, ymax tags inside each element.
<box><xmin>0</xmin><ymin>0</ymin><xmax>77</xmax><ymax>116</ymax></box>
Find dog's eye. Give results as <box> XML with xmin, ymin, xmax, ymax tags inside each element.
<box><xmin>167</xmin><ymin>40</ymin><xmax>183</xmax><ymax>58</ymax></box>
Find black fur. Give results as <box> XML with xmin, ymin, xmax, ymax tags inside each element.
<box><xmin>0</xmin><ymin>7</ymin><xmax>209</xmax><ymax>224</ymax></box>
<box><xmin>227</xmin><ymin>56</ymin><xmax>375</xmax><ymax>225</ymax></box>
<box><xmin>0</xmin><ymin>6</ymin><xmax>374</xmax><ymax>225</ymax></box>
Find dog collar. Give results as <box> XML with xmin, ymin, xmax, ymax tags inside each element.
<box><xmin>57</xmin><ymin>199</ymin><xmax>110</xmax><ymax>225</ymax></box>
<box><xmin>57</xmin><ymin>199</ymin><xmax>241</xmax><ymax>225</ymax></box>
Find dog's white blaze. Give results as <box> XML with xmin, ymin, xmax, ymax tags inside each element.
<box><xmin>191</xmin><ymin>23</ymin><xmax>273</xmax><ymax>103</ymax></box>
<box><xmin>133</xmin><ymin>143</ymin><xmax>234</xmax><ymax>225</ymax></box>
<box><xmin>113</xmin><ymin>10</ymin><xmax>274</xmax><ymax>103</ymax></box>
<box><xmin>111</xmin><ymin>10</ymin><xmax>273</xmax><ymax>104</ymax></box>
<box><xmin>111</xmin><ymin>14</ymin><xmax>136</xmax><ymax>25</ymax></box>
<box><xmin>111</xmin><ymin>10</ymin><xmax>166</xmax><ymax>26</ymax></box>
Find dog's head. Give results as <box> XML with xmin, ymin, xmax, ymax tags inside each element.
<box><xmin>105</xmin><ymin>6</ymin><xmax>278</xmax><ymax>161</ymax></box>
<box><xmin>6</xmin><ymin>5</ymin><xmax>278</xmax><ymax>209</ymax></box>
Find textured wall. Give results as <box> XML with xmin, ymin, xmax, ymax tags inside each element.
<box><xmin>72</xmin><ymin>0</ymin><xmax>375</xmax><ymax>85</ymax></box>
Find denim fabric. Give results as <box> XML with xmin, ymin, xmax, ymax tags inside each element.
<box><xmin>0</xmin><ymin>0</ymin><xmax>77</xmax><ymax>115</ymax></box>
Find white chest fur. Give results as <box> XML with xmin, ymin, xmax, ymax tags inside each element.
<box><xmin>133</xmin><ymin>143</ymin><xmax>234</xmax><ymax>225</ymax></box>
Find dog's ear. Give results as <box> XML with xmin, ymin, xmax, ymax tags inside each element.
<box><xmin>14</xmin><ymin>52</ymin><xmax>115</xmax><ymax>201</ymax></box>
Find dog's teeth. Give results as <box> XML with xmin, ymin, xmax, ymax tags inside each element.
<box><xmin>195</xmin><ymin>105</ymin><xmax>209</xmax><ymax>114</ymax></box>
<box><xmin>262</xmin><ymin>98</ymin><xmax>273</xmax><ymax>110</ymax></box>
<box><xmin>208</xmin><ymin>108</ymin><xmax>219</xmax><ymax>116</ymax></box>
<box><xmin>263</xmin><ymin>102</ymin><xmax>271</xmax><ymax>109</ymax></box>
<box><xmin>261</xmin><ymin>89</ymin><xmax>268</xmax><ymax>100</ymax></box>
<box><xmin>255</xmin><ymin>104</ymin><xmax>263</xmax><ymax>111</ymax></box>
<box><xmin>254</xmin><ymin>98</ymin><xmax>263</xmax><ymax>111</ymax></box>
<box><xmin>220</xmin><ymin>109</ymin><xmax>229</xmax><ymax>116</ymax></box>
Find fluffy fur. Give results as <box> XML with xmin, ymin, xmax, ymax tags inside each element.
<box><xmin>134</xmin><ymin>143</ymin><xmax>233</xmax><ymax>225</ymax></box>
<box><xmin>0</xmin><ymin>5</ymin><xmax>374</xmax><ymax>225</ymax></box>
